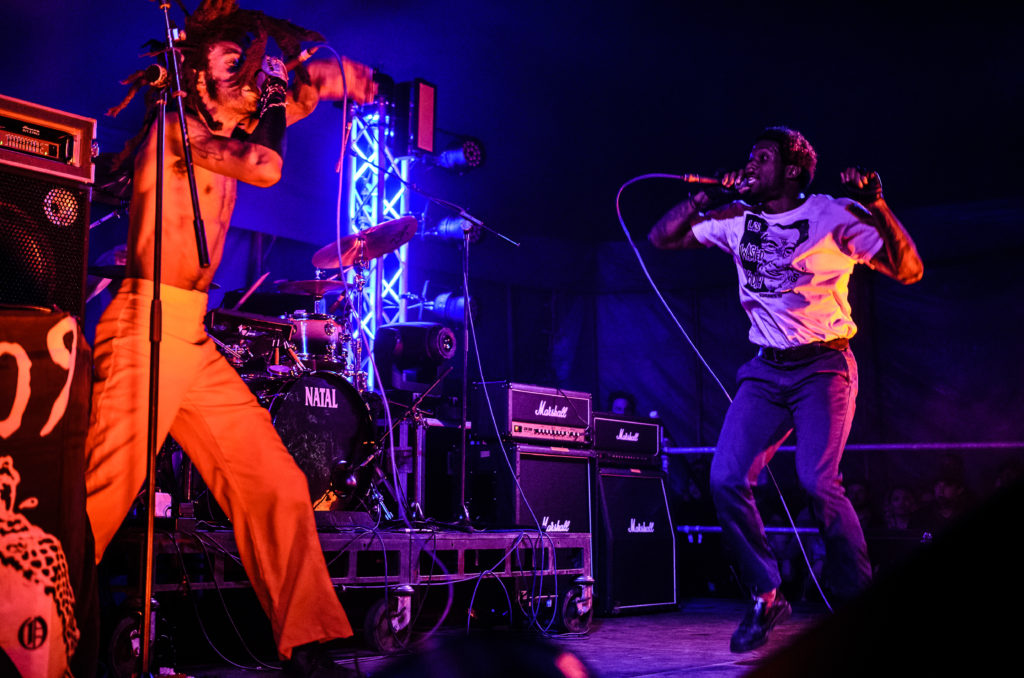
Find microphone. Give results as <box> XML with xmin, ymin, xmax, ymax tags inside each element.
<box><xmin>681</xmin><ymin>173</ymin><xmax>742</xmax><ymax>207</ymax></box>
<box><xmin>285</xmin><ymin>47</ymin><xmax>319</xmax><ymax>72</ymax></box>
<box><xmin>677</xmin><ymin>173</ymin><xmax>724</xmax><ymax>185</ymax></box>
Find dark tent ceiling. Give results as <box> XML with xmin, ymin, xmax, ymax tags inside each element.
<box><xmin>3</xmin><ymin>1</ymin><xmax>1020</xmax><ymax>250</ymax></box>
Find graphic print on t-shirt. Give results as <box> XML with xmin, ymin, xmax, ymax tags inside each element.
<box><xmin>738</xmin><ymin>214</ymin><xmax>810</xmax><ymax>296</ymax></box>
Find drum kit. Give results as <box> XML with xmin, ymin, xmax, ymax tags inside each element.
<box><xmin>86</xmin><ymin>216</ymin><xmax>420</xmax><ymax>516</ymax></box>
<box><xmin>212</xmin><ymin>216</ymin><xmax>419</xmax><ymax>513</ymax></box>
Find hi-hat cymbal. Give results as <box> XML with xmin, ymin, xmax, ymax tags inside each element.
<box><xmin>312</xmin><ymin>215</ymin><xmax>418</xmax><ymax>269</ymax></box>
<box><xmin>276</xmin><ymin>279</ymin><xmax>347</xmax><ymax>297</ymax></box>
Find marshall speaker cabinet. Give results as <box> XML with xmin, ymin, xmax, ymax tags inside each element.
<box><xmin>466</xmin><ymin>440</ymin><xmax>594</xmax><ymax>533</ymax></box>
<box><xmin>1</xmin><ymin>94</ymin><xmax>96</xmax><ymax>319</ymax></box>
<box><xmin>472</xmin><ymin>381</ymin><xmax>592</xmax><ymax>448</ymax></box>
<box><xmin>595</xmin><ymin>467</ymin><xmax>677</xmax><ymax>614</ymax></box>
<box><xmin>592</xmin><ymin>411</ymin><xmax>662</xmax><ymax>468</ymax></box>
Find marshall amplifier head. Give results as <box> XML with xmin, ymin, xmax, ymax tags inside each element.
<box><xmin>472</xmin><ymin>381</ymin><xmax>592</xmax><ymax>448</ymax></box>
<box><xmin>593</xmin><ymin>412</ymin><xmax>662</xmax><ymax>467</ymax></box>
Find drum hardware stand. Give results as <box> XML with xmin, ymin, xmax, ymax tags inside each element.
<box><xmin>140</xmin><ymin>5</ymin><xmax>212</xmax><ymax>674</ymax></box>
<box><xmin>348</xmin><ymin>259</ymin><xmax>370</xmax><ymax>393</ymax></box>
<box><xmin>376</xmin><ymin>366</ymin><xmax>454</xmax><ymax>521</ymax></box>
<box><xmin>208</xmin><ymin>334</ymin><xmax>246</xmax><ymax>365</ymax></box>
<box><xmin>365</xmin><ymin>467</ymin><xmax>396</xmax><ymax>522</ymax></box>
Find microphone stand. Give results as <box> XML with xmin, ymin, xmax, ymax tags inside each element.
<box><xmin>456</xmin><ymin>235</ymin><xmax>472</xmax><ymax>524</ymax></box>
<box><xmin>140</xmin><ymin>5</ymin><xmax>211</xmax><ymax>674</ymax></box>
<box><xmin>455</xmin><ymin>220</ymin><xmax>518</xmax><ymax>526</ymax></box>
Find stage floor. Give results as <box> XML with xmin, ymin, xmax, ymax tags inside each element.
<box><xmin>168</xmin><ymin>598</ymin><xmax>825</xmax><ymax>678</ymax></box>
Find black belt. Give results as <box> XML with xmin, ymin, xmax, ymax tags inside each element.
<box><xmin>757</xmin><ymin>338</ymin><xmax>849</xmax><ymax>363</ymax></box>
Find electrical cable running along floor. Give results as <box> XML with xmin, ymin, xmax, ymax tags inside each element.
<box><xmin>168</xmin><ymin>598</ymin><xmax>826</xmax><ymax>678</ymax></box>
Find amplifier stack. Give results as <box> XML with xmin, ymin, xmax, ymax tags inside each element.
<box><xmin>1</xmin><ymin>94</ymin><xmax>95</xmax><ymax>319</ymax></box>
<box><xmin>462</xmin><ymin>382</ymin><xmax>676</xmax><ymax>614</ymax></box>
<box><xmin>468</xmin><ymin>382</ymin><xmax>594</xmax><ymax>532</ymax></box>
<box><xmin>591</xmin><ymin>411</ymin><xmax>675</xmax><ymax>613</ymax></box>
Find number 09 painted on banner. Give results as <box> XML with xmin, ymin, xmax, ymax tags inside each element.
<box><xmin>0</xmin><ymin>317</ymin><xmax>79</xmax><ymax>440</ymax></box>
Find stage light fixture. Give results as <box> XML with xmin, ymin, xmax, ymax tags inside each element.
<box><xmin>423</xmin><ymin>291</ymin><xmax>474</xmax><ymax>325</ymax></box>
<box><xmin>374</xmin><ymin>321</ymin><xmax>457</xmax><ymax>392</ymax></box>
<box><xmin>425</xmin><ymin>215</ymin><xmax>482</xmax><ymax>243</ymax></box>
<box><xmin>435</xmin><ymin>137</ymin><xmax>485</xmax><ymax>171</ymax></box>
<box><xmin>394</xmin><ymin>78</ymin><xmax>436</xmax><ymax>156</ymax></box>
<box><xmin>375</xmin><ymin>321</ymin><xmax>456</xmax><ymax>370</ymax></box>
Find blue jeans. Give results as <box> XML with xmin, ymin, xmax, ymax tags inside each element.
<box><xmin>709</xmin><ymin>347</ymin><xmax>872</xmax><ymax>600</ymax></box>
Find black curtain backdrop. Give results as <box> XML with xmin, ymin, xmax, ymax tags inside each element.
<box><xmin>569</xmin><ymin>199</ymin><xmax>1024</xmax><ymax>450</ymax></box>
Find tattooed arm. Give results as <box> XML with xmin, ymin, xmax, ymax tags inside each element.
<box><xmin>166</xmin><ymin>111</ymin><xmax>284</xmax><ymax>188</ymax></box>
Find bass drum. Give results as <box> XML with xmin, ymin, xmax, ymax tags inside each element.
<box><xmin>249</xmin><ymin>371</ymin><xmax>377</xmax><ymax>511</ymax></box>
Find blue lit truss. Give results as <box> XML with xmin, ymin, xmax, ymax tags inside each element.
<box><xmin>346</xmin><ymin>103</ymin><xmax>410</xmax><ymax>390</ymax></box>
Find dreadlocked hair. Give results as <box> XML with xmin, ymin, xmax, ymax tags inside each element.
<box><xmin>106</xmin><ymin>0</ymin><xmax>323</xmax><ymax>171</ymax></box>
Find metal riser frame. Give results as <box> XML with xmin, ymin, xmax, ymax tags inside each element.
<box><xmin>118</xmin><ymin>527</ymin><xmax>591</xmax><ymax>593</ymax></box>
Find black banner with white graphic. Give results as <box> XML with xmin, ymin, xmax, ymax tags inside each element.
<box><xmin>1</xmin><ymin>308</ymin><xmax>97</xmax><ymax>677</ymax></box>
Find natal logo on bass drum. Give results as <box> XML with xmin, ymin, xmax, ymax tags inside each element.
<box><xmin>305</xmin><ymin>386</ymin><xmax>338</xmax><ymax>409</ymax></box>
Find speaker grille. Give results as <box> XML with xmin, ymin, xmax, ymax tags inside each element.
<box><xmin>0</xmin><ymin>168</ymin><xmax>89</xmax><ymax>317</ymax></box>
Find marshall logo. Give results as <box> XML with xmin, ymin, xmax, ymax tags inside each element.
<box><xmin>541</xmin><ymin>516</ymin><xmax>571</xmax><ymax>532</ymax></box>
<box><xmin>304</xmin><ymin>386</ymin><xmax>338</xmax><ymax>409</ymax></box>
<box><xmin>534</xmin><ymin>400</ymin><xmax>569</xmax><ymax>419</ymax></box>
<box><xmin>615</xmin><ymin>427</ymin><xmax>640</xmax><ymax>442</ymax></box>
<box><xmin>627</xmin><ymin>518</ymin><xmax>655</xmax><ymax>534</ymax></box>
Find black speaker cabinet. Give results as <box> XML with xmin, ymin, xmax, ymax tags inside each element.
<box><xmin>466</xmin><ymin>441</ymin><xmax>594</xmax><ymax>533</ymax></box>
<box><xmin>0</xmin><ymin>167</ymin><xmax>91</xmax><ymax>318</ymax></box>
<box><xmin>1</xmin><ymin>94</ymin><xmax>95</xmax><ymax>319</ymax></box>
<box><xmin>596</xmin><ymin>467</ymin><xmax>677</xmax><ymax>614</ymax></box>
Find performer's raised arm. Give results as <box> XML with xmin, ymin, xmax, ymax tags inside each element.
<box><xmin>287</xmin><ymin>54</ymin><xmax>377</xmax><ymax>125</ymax></box>
<box><xmin>840</xmin><ymin>167</ymin><xmax>924</xmax><ymax>284</ymax></box>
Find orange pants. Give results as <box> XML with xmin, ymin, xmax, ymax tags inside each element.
<box><xmin>85</xmin><ymin>279</ymin><xmax>352</xmax><ymax>658</ymax></box>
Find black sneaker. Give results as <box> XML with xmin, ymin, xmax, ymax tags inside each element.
<box><xmin>729</xmin><ymin>593</ymin><xmax>792</xmax><ymax>653</ymax></box>
<box><xmin>282</xmin><ymin>642</ymin><xmax>359</xmax><ymax>678</ymax></box>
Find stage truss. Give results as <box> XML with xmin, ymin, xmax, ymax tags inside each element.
<box><xmin>347</xmin><ymin>102</ymin><xmax>411</xmax><ymax>389</ymax></box>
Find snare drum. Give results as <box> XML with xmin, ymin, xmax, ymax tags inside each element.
<box><xmin>283</xmin><ymin>311</ymin><xmax>349</xmax><ymax>371</ymax></box>
<box><xmin>249</xmin><ymin>371</ymin><xmax>376</xmax><ymax>510</ymax></box>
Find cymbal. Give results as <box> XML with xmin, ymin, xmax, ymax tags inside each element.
<box><xmin>276</xmin><ymin>279</ymin><xmax>347</xmax><ymax>297</ymax></box>
<box><xmin>312</xmin><ymin>215</ymin><xmax>418</xmax><ymax>269</ymax></box>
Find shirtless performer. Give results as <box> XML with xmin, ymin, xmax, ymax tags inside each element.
<box><xmin>86</xmin><ymin>2</ymin><xmax>375</xmax><ymax>674</ymax></box>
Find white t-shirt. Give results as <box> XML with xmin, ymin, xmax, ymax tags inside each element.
<box><xmin>691</xmin><ymin>194</ymin><xmax>884</xmax><ymax>349</ymax></box>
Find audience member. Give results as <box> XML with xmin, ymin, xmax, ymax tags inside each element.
<box><xmin>607</xmin><ymin>390</ymin><xmax>637</xmax><ymax>416</ymax></box>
